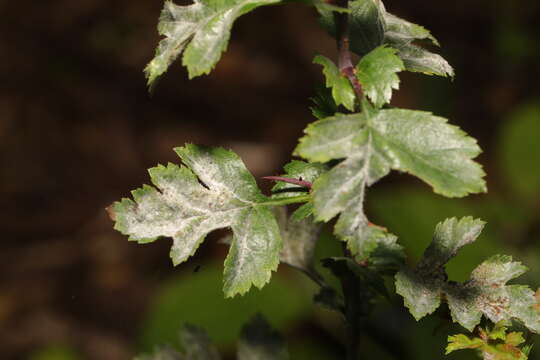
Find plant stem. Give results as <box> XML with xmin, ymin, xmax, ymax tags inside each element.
<box><xmin>333</xmin><ymin>0</ymin><xmax>363</xmax><ymax>101</ymax></box>
<box><xmin>262</xmin><ymin>176</ymin><xmax>312</xmax><ymax>189</ymax></box>
<box><xmin>259</xmin><ymin>194</ymin><xmax>311</xmax><ymax>206</ymax></box>
<box><xmin>340</xmin><ymin>248</ymin><xmax>364</xmax><ymax>360</ymax></box>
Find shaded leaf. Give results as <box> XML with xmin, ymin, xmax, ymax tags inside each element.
<box><xmin>384</xmin><ymin>12</ymin><xmax>439</xmax><ymax>46</ymax></box>
<box><xmin>396</xmin><ymin>217</ymin><xmax>540</xmax><ymax>333</ymax></box>
<box><xmin>314</xmin><ymin>55</ymin><xmax>355</xmax><ymax>111</ymax></box>
<box><xmin>313</xmin><ymin>286</ymin><xmax>344</xmax><ymax>313</ymax></box>
<box><xmin>309</xmin><ymin>86</ymin><xmax>338</xmax><ymax>120</ymax></box>
<box><xmin>145</xmin><ymin>0</ymin><xmax>280</xmax><ymax>85</ymax></box>
<box><xmin>388</xmin><ymin>42</ymin><xmax>454</xmax><ymax>77</ymax></box>
<box><xmin>180</xmin><ymin>325</ymin><xmax>221</xmax><ymax>360</ymax></box>
<box><xmin>318</xmin><ymin>0</ymin><xmax>386</xmax><ymax>56</ymax></box>
<box><xmin>110</xmin><ymin>144</ymin><xmax>281</xmax><ymax>297</ymax></box>
<box><xmin>273</xmin><ymin>207</ymin><xmax>322</xmax><ymax>274</ymax></box>
<box><xmin>381</xmin><ymin>5</ymin><xmax>453</xmax><ymax>77</ymax></box>
<box><xmin>238</xmin><ymin>315</ymin><xmax>289</xmax><ymax>360</ymax></box>
<box><xmin>355</xmin><ymin>46</ymin><xmax>404</xmax><ymax>107</ymax></box>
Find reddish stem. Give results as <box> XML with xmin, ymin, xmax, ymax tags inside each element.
<box><xmin>262</xmin><ymin>176</ymin><xmax>312</xmax><ymax>189</ymax></box>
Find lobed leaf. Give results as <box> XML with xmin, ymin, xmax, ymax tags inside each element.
<box><xmin>110</xmin><ymin>144</ymin><xmax>281</xmax><ymax>297</ymax></box>
<box><xmin>145</xmin><ymin>0</ymin><xmax>280</xmax><ymax>86</ymax></box>
<box><xmin>294</xmin><ymin>105</ymin><xmax>485</xmax><ymax>257</ymax></box>
<box><xmin>355</xmin><ymin>46</ymin><xmax>404</xmax><ymax>107</ymax></box>
<box><xmin>446</xmin><ymin>324</ymin><xmax>530</xmax><ymax>360</ymax></box>
<box><xmin>313</xmin><ymin>55</ymin><xmax>356</xmax><ymax>111</ymax></box>
<box><xmin>396</xmin><ymin>217</ymin><xmax>540</xmax><ymax>333</ymax></box>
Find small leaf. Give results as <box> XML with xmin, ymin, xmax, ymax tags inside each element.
<box><xmin>180</xmin><ymin>325</ymin><xmax>221</xmax><ymax>360</ymax></box>
<box><xmin>389</xmin><ymin>42</ymin><xmax>454</xmax><ymax>77</ymax></box>
<box><xmin>355</xmin><ymin>46</ymin><xmax>404</xmax><ymax>107</ymax></box>
<box><xmin>273</xmin><ymin>207</ymin><xmax>322</xmax><ymax>274</ymax></box>
<box><xmin>145</xmin><ymin>0</ymin><xmax>280</xmax><ymax>85</ymax></box>
<box><xmin>505</xmin><ymin>332</ymin><xmax>525</xmax><ymax>347</ymax></box>
<box><xmin>310</xmin><ymin>86</ymin><xmax>338</xmax><ymax>120</ymax></box>
<box><xmin>238</xmin><ymin>315</ymin><xmax>289</xmax><ymax>360</ymax></box>
<box><xmin>384</xmin><ymin>12</ymin><xmax>439</xmax><ymax>46</ymax></box>
<box><xmin>110</xmin><ymin>145</ymin><xmax>282</xmax><ymax>297</ymax></box>
<box><xmin>313</xmin><ymin>55</ymin><xmax>356</xmax><ymax>111</ymax></box>
<box><xmin>446</xmin><ymin>334</ymin><xmax>484</xmax><ymax>354</ymax></box>
<box><xmin>381</xmin><ymin>8</ymin><xmax>453</xmax><ymax>77</ymax></box>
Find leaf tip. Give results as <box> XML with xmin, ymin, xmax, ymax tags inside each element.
<box><xmin>105</xmin><ymin>204</ymin><xmax>117</xmax><ymax>221</ymax></box>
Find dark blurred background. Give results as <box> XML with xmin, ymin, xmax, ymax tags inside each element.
<box><xmin>2</xmin><ymin>0</ymin><xmax>540</xmax><ymax>359</ymax></box>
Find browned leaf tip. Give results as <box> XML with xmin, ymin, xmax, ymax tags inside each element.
<box><xmin>105</xmin><ymin>205</ymin><xmax>116</xmax><ymax>221</ymax></box>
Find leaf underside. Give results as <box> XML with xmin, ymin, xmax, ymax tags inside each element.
<box><xmin>111</xmin><ymin>144</ymin><xmax>281</xmax><ymax>297</ymax></box>
<box><xmin>395</xmin><ymin>217</ymin><xmax>540</xmax><ymax>333</ymax></box>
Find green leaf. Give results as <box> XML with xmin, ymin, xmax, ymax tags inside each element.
<box><xmin>237</xmin><ymin>315</ymin><xmax>289</xmax><ymax>360</ymax></box>
<box><xmin>384</xmin><ymin>12</ymin><xmax>439</xmax><ymax>46</ymax></box>
<box><xmin>110</xmin><ymin>144</ymin><xmax>281</xmax><ymax>297</ymax></box>
<box><xmin>271</xmin><ymin>160</ymin><xmax>327</xmax><ymax>220</ymax></box>
<box><xmin>145</xmin><ymin>0</ymin><xmax>280</xmax><ymax>85</ymax></box>
<box><xmin>313</xmin><ymin>55</ymin><xmax>355</xmax><ymax>111</ymax></box>
<box><xmin>381</xmin><ymin>7</ymin><xmax>453</xmax><ymax>77</ymax></box>
<box><xmin>271</xmin><ymin>161</ymin><xmax>326</xmax><ymax>199</ymax></box>
<box><xmin>310</xmin><ymin>86</ymin><xmax>339</xmax><ymax>120</ymax></box>
<box><xmin>294</xmin><ymin>106</ymin><xmax>485</xmax><ymax>256</ymax></box>
<box><xmin>396</xmin><ymin>217</ymin><xmax>540</xmax><ymax>333</ymax></box>
<box><xmin>396</xmin><ymin>217</ymin><xmax>485</xmax><ymax>321</ymax></box>
<box><xmin>180</xmin><ymin>325</ymin><xmax>221</xmax><ymax>360</ymax></box>
<box><xmin>355</xmin><ymin>46</ymin><xmax>404</xmax><ymax>107</ymax></box>
<box><xmin>446</xmin><ymin>334</ymin><xmax>484</xmax><ymax>354</ymax></box>
<box><xmin>388</xmin><ymin>42</ymin><xmax>454</xmax><ymax>77</ymax></box>
<box><xmin>274</xmin><ymin>207</ymin><xmax>322</xmax><ymax>274</ymax></box>
<box><xmin>318</xmin><ymin>0</ymin><xmax>386</xmax><ymax>56</ymax></box>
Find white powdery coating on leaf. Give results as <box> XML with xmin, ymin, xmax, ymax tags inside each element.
<box><xmin>112</xmin><ymin>145</ymin><xmax>282</xmax><ymax>297</ymax></box>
